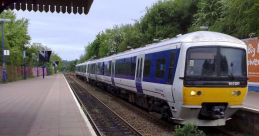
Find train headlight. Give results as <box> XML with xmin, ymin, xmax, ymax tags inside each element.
<box><xmin>190</xmin><ymin>91</ymin><xmax>202</xmax><ymax>96</ymax></box>
<box><xmin>232</xmin><ymin>90</ymin><xmax>241</xmax><ymax>96</ymax></box>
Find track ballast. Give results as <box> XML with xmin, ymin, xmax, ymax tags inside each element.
<box><xmin>65</xmin><ymin>75</ymin><xmax>142</xmax><ymax>136</ymax></box>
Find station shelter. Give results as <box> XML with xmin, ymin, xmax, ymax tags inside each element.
<box><xmin>0</xmin><ymin>0</ymin><xmax>93</xmax><ymax>15</ymax></box>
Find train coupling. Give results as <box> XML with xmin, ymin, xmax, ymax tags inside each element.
<box><xmin>198</xmin><ymin>103</ymin><xmax>228</xmax><ymax>120</ymax></box>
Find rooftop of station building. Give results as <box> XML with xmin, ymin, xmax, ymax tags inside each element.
<box><xmin>0</xmin><ymin>0</ymin><xmax>93</xmax><ymax>15</ymax></box>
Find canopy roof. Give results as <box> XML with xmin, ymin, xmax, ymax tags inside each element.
<box><xmin>0</xmin><ymin>0</ymin><xmax>93</xmax><ymax>15</ymax></box>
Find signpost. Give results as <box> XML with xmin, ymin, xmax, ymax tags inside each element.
<box><xmin>4</xmin><ymin>50</ymin><xmax>10</xmax><ymax>56</ymax></box>
<box><xmin>39</xmin><ymin>51</ymin><xmax>52</xmax><ymax>79</ymax></box>
<box><xmin>53</xmin><ymin>61</ymin><xmax>59</xmax><ymax>74</ymax></box>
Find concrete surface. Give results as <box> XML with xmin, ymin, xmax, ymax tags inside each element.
<box><xmin>0</xmin><ymin>74</ymin><xmax>95</xmax><ymax>136</ymax></box>
<box><xmin>244</xmin><ymin>91</ymin><xmax>259</xmax><ymax>111</ymax></box>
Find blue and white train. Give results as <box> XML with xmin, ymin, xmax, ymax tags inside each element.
<box><xmin>75</xmin><ymin>31</ymin><xmax>248</xmax><ymax>126</ymax></box>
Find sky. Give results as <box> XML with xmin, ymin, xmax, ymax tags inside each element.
<box><xmin>14</xmin><ymin>0</ymin><xmax>158</xmax><ymax>60</ymax></box>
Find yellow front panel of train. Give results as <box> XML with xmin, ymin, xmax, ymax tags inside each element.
<box><xmin>183</xmin><ymin>87</ymin><xmax>247</xmax><ymax>106</ymax></box>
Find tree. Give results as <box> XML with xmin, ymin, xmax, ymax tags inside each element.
<box><xmin>190</xmin><ymin>0</ymin><xmax>223</xmax><ymax>31</ymax></box>
<box><xmin>0</xmin><ymin>10</ymin><xmax>30</xmax><ymax>66</ymax></box>
<box><xmin>50</xmin><ymin>52</ymin><xmax>63</xmax><ymax>72</ymax></box>
<box><xmin>139</xmin><ymin>0</ymin><xmax>197</xmax><ymax>43</ymax></box>
<box><xmin>81</xmin><ymin>0</ymin><xmax>198</xmax><ymax>61</ymax></box>
<box><xmin>212</xmin><ymin>0</ymin><xmax>259</xmax><ymax>38</ymax></box>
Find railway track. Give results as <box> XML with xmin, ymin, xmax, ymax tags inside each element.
<box><xmin>65</xmin><ymin>75</ymin><xmax>142</xmax><ymax>136</ymax></box>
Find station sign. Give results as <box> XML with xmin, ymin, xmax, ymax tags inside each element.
<box><xmin>39</xmin><ymin>51</ymin><xmax>52</xmax><ymax>62</ymax></box>
<box><xmin>53</xmin><ymin>61</ymin><xmax>59</xmax><ymax>67</ymax></box>
<box><xmin>4</xmin><ymin>50</ymin><xmax>10</xmax><ymax>56</ymax></box>
<box><xmin>244</xmin><ymin>38</ymin><xmax>259</xmax><ymax>83</ymax></box>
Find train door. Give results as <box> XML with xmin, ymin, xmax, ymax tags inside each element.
<box><xmin>111</xmin><ymin>60</ymin><xmax>115</xmax><ymax>86</ymax></box>
<box><xmin>136</xmin><ymin>55</ymin><xmax>144</xmax><ymax>94</ymax></box>
<box><xmin>94</xmin><ymin>63</ymin><xmax>97</xmax><ymax>81</ymax></box>
<box><xmin>86</xmin><ymin>64</ymin><xmax>89</xmax><ymax>82</ymax></box>
<box><xmin>169</xmin><ymin>49</ymin><xmax>180</xmax><ymax>103</ymax></box>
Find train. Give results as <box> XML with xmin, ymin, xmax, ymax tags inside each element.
<box><xmin>75</xmin><ymin>31</ymin><xmax>248</xmax><ymax>126</ymax></box>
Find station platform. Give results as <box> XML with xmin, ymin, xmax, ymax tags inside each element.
<box><xmin>0</xmin><ymin>74</ymin><xmax>96</xmax><ymax>136</ymax></box>
<box><xmin>244</xmin><ymin>91</ymin><xmax>259</xmax><ymax>111</ymax></box>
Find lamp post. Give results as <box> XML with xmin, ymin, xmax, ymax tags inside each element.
<box><xmin>1</xmin><ymin>18</ymin><xmax>11</xmax><ymax>82</ymax></box>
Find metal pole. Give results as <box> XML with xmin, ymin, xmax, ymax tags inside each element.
<box><xmin>37</xmin><ymin>54</ymin><xmax>39</xmax><ymax>77</ymax></box>
<box><xmin>42</xmin><ymin>62</ymin><xmax>45</xmax><ymax>79</ymax></box>
<box><xmin>1</xmin><ymin>22</ymin><xmax>7</xmax><ymax>82</ymax></box>
<box><xmin>37</xmin><ymin>65</ymin><xmax>39</xmax><ymax>77</ymax></box>
<box><xmin>23</xmin><ymin>50</ymin><xmax>26</xmax><ymax>79</ymax></box>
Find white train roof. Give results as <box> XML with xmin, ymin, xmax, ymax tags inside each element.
<box><xmin>76</xmin><ymin>62</ymin><xmax>88</xmax><ymax>66</ymax></box>
<box><xmin>79</xmin><ymin>31</ymin><xmax>246</xmax><ymax>65</ymax></box>
<box><xmin>174</xmin><ymin>31</ymin><xmax>245</xmax><ymax>45</ymax></box>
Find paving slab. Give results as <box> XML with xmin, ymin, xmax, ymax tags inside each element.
<box><xmin>244</xmin><ymin>91</ymin><xmax>259</xmax><ymax>111</ymax></box>
<box><xmin>0</xmin><ymin>74</ymin><xmax>96</xmax><ymax>136</ymax></box>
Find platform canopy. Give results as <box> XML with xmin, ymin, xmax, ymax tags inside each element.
<box><xmin>0</xmin><ymin>0</ymin><xmax>93</xmax><ymax>15</ymax></box>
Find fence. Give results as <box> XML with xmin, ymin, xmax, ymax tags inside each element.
<box><xmin>0</xmin><ymin>65</ymin><xmax>48</xmax><ymax>82</ymax></box>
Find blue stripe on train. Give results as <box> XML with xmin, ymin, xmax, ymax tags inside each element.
<box><xmin>143</xmin><ymin>48</ymin><xmax>180</xmax><ymax>85</ymax></box>
<box><xmin>248</xmin><ymin>86</ymin><xmax>259</xmax><ymax>92</ymax></box>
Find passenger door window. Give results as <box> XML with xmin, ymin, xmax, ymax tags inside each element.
<box><xmin>168</xmin><ymin>52</ymin><xmax>176</xmax><ymax>84</ymax></box>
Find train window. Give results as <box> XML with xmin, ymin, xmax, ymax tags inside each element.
<box><xmin>144</xmin><ymin>59</ymin><xmax>151</xmax><ymax>77</ymax></box>
<box><xmin>155</xmin><ymin>58</ymin><xmax>166</xmax><ymax>78</ymax></box>
<box><xmin>130</xmin><ymin>57</ymin><xmax>136</xmax><ymax>76</ymax></box>
<box><xmin>109</xmin><ymin>61</ymin><xmax>112</xmax><ymax>75</ymax></box>
<box><xmin>219</xmin><ymin>48</ymin><xmax>247</xmax><ymax>77</ymax></box>
<box><xmin>115</xmin><ymin>57</ymin><xmax>136</xmax><ymax>79</ymax></box>
<box><xmin>104</xmin><ymin>61</ymin><xmax>111</xmax><ymax>76</ymax></box>
<box><xmin>92</xmin><ymin>64</ymin><xmax>96</xmax><ymax>74</ymax></box>
<box><xmin>186</xmin><ymin>47</ymin><xmax>217</xmax><ymax>77</ymax></box>
<box><xmin>168</xmin><ymin>52</ymin><xmax>176</xmax><ymax>84</ymax></box>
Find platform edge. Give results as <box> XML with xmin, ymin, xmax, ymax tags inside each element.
<box><xmin>62</xmin><ymin>74</ymin><xmax>97</xmax><ymax>136</ymax></box>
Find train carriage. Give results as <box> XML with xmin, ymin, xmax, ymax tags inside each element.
<box><xmin>76</xmin><ymin>31</ymin><xmax>248</xmax><ymax>126</ymax></box>
<box><xmin>75</xmin><ymin>62</ymin><xmax>88</xmax><ymax>78</ymax></box>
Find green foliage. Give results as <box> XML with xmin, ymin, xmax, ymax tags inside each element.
<box><xmin>190</xmin><ymin>0</ymin><xmax>223</xmax><ymax>31</ymax></box>
<box><xmin>78</xmin><ymin>0</ymin><xmax>259</xmax><ymax>64</ymax></box>
<box><xmin>81</xmin><ymin>0</ymin><xmax>198</xmax><ymax>61</ymax></box>
<box><xmin>0</xmin><ymin>10</ymin><xmax>30</xmax><ymax>65</ymax></box>
<box><xmin>174</xmin><ymin>124</ymin><xmax>205</xmax><ymax>136</ymax></box>
<box><xmin>139</xmin><ymin>0</ymin><xmax>197</xmax><ymax>43</ymax></box>
<box><xmin>50</xmin><ymin>52</ymin><xmax>63</xmax><ymax>72</ymax></box>
<box><xmin>212</xmin><ymin>0</ymin><xmax>259</xmax><ymax>38</ymax></box>
<box><xmin>0</xmin><ymin>11</ymin><xmax>62</xmax><ymax>79</ymax></box>
<box><xmin>191</xmin><ymin>0</ymin><xmax>259</xmax><ymax>38</ymax></box>
<box><xmin>62</xmin><ymin>60</ymin><xmax>78</xmax><ymax>72</ymax></box>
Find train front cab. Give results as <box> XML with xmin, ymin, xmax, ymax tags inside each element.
<box><xmin>176</xmin><ymin>43</ymin><xmax>248</xmax><ymax>126</ymax></box>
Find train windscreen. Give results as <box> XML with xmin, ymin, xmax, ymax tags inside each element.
<box><xmin>185</xmin><ymin>46</ymin><xmax>247</xmax><ymax>86</ymax></box>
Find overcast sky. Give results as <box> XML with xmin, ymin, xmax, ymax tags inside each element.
<box><xmin>14</xmin><ymin>0</ymin><xmax>157</xmax><ymax>60</ymax></box>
